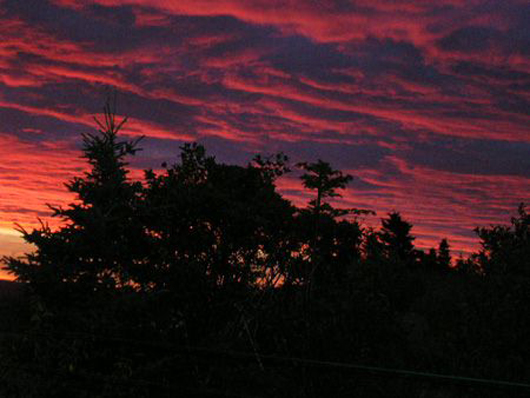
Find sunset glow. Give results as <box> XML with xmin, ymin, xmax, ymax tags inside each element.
<box><xmin>1</xmin><ymin>0</ymin><xmax>529</xmax><ymax>277</ymax></box>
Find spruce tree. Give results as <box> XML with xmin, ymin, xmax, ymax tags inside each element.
<box><xmin>4</xmin><ymin>100</ymin><xmax>145</xmax><ymax>295</ymax></box>
<box><xmin>380</xmin><ymin>212</ymin><xmax>416</xmax><ymax>264</ymax></box>
<box><xmin>437</xmin><ymin>238</ymin><xmax>451</xmax><ymax>270</ymax></box>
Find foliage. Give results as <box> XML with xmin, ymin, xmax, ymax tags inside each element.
<box><xmin>473</xmin><ymin>203</ymin><xmax>530</xmax><ymax>277</ymax></box>
<box><xmin>379</xmin><ymin>212</ymin><xmax>416</xmax><ymax>263</ymax></box>
<box><xmin>1</xmin><ymin>104</ymin><xmax>529</xmax><ymax>398</ymax></box>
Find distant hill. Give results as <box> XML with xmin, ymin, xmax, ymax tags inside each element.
<box><xmin>0</xmin><ymin>280</ymin><xmax>25</xmax><ymax>301</ymax></box>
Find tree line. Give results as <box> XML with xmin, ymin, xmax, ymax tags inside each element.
<box><xmin>1</xmin><ymin>103</ymin><xmax>529</xmax><ymax>397</ymax></box>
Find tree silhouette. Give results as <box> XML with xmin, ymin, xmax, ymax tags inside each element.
<box><xmin>6</xmin><ymin>100</ymin><xmax>146</xmax><ymax>296</ymax></box>
<box><xmin>252</xmin><ymin>152</ymin><xmax>290</xmax><ymax>183</ymax></box>
<box><xmin>379</xmin><ymin>212</ymin><xmax>416</xmax><ymax>264</ymax></box>
<box><xmin>474</xmin><ymin>203</ymin><xmax>530</xmax><ymax>277</ymax></box>
<box><xmin>2</xmin><ymin>100</ymin><xmax>530</xmax><ymax>398</ymax></box>
<box><xmin>437</xmin><ymin>238</ymin><xmax>451</xmax><ymax>270</ymax></box>
<box><xmin>297</xmin><ymin>159</ymin><xmax>353</xmax><ymax>220</ymax></box>
<box><xmin>296</xmin><ymin>160</ymin><xmax>365</xmax><ymax>288</ymax></box>
<box><xmin>142</xmin><ymin>142</ymin><xmax>297</xmax><ymax>294</ymax></box>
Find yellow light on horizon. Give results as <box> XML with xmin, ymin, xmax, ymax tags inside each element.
<box><xmin>0</xmin><ymin>227</ymin><xmax>23</xmax><ymax>238</ymax></box>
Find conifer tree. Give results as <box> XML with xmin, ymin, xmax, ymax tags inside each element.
<box><xmin>437</xmin><ymin>238</ymin><xmax>451</xmax><ymax>270</ymax></box>
<box><xmin>297</xmin><ymin>160</ymin><xmax>371</xmax><ymax>287</ymax></box>
<box><xmin>4</xmin><ymin>99</ymin><xmax>146</xmax><ymax>294</ymax></box>
<box><xmin>297</xmin><ymin>159</ymin><xmax>353</xmax><ymax>220</ymax></box>
<box><xmin>380</xmin><ymin>212</ymin><xmax>416</xmax><ymax>264</ymax></box>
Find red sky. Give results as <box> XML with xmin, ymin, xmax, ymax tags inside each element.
<box><xmin>1</xmin><ymin>0</ymin><xmax>529</xmax><ymax>275</ymax></box>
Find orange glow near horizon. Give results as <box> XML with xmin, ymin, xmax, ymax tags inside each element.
<box><xmin>1</xmin><ymin>0</ymin><xmax>529</xmax><ymax>274</ymax></box>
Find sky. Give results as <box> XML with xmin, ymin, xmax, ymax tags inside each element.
<box><xmin>0</xmin><ymin>0</ymin><xmax>529</xmax><ymax>269</ymax></box>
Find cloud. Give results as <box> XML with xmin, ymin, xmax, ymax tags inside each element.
<box><xmin>405</xmin><ymin>137</ymin><xmax>530</xmax><ymax>177</ymax></box>
<box><xmin>0</xmin><ymin>0</ymin><xmax>529</xmax><ymax>256</ymax></box>
<box><xmin>0</xmin><ymin>133</ymin><xmax>82</xmax><ymax>233</ymax></box>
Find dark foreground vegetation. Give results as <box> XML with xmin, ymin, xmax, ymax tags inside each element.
<box><xmin>1</xmin><ymin>103</ymin><xmax>529</xmax><ymax>397</ymax></box>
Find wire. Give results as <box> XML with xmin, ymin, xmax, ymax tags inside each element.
<box><xmin>1</xmin><ymin>329</ymin><xmax>530</xmax><ymax>391</ymax></box>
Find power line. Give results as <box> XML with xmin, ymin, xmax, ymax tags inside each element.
<box><xmin>1</xmin><ymin>329</ymin><xmax>529</xmax><ymax>392</ymax></box>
